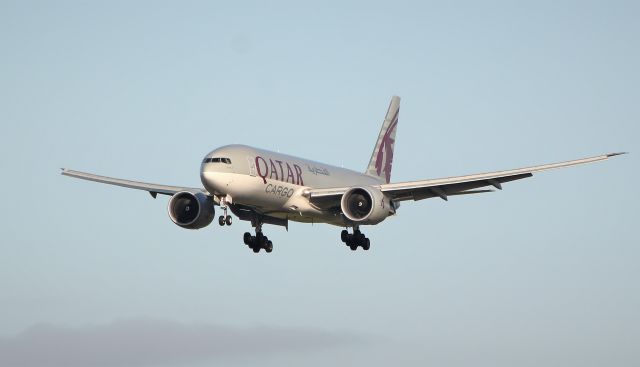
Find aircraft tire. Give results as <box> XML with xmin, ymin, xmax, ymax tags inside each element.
<box><xmin>225</xmin><ymin>216</ymin><xmax>232</xmax><ymax>226</ymax></box>
<box><xmin>362</xmin><ymin>238</ymin><xmax>370</xmax><ymax>251</ymax></box>
<box><xmin>243</xmin><ymin>232</ymin><xmax>252</xmax><ymax>245</ymax></box>
<box><xmin>218</xmin><ymin>216</ymin><xmax>226</xmax><ymax>226</ymax></box>
<box><xmin>341</xmin><ymin>230</ymin><xmax>349</xmax><ymax>242</ymax></box>
<box><xmin>345</xmin><ymin>236</ymin><xmax>352</xmax><ymax>247</ymax></box>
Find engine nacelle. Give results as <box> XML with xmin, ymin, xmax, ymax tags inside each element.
<box><xmin>167</xmin><ymin>191</ymin><xmax>215</xmax><ymax>229</ymax></box>
<box><xmin>340</xmin><ymin>186</ymin><xmax>392</xmax><ymax>225</ymax></box>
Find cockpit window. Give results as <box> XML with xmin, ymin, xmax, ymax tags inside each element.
<box><xmin>203</xmin><ymin>157</ymin><xmax>231</xmax><ymax>164</ymax></box>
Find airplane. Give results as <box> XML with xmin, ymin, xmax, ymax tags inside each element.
<box><xmin>61</xmin><ymin>96</ymin><xmax>625</xmax><ymax>253</ymax></box>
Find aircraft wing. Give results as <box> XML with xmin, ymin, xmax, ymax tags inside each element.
<box><xmin>61</xmin><ymin>168</ymin><xmax>209</xmax><ymax>198</ymax></box>
<box><xmin>306</xmin><ymin>152</ymin><xmax>625</xmax><ymax>206</ymax></box>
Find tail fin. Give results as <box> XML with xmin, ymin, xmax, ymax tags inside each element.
<box><xmin>365</xmin><ymin>96</ymin><xmax>400</xmax><ymax>183</ymax></box>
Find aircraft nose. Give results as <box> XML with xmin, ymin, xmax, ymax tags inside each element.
<box><xmin>200</xmin><ymin>170</ymin><xmax>217</xmax><ymax>191</ymax></box>
<box><xmin>201</xmin><ymin>170</ymin><xmax>229</xmax><ymax>195</ymax></box>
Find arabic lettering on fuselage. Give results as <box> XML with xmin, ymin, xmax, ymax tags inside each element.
<box><xmin>306</xmin><ymin>165</ymin><xmax>330</xmax><ymax>176</ymax></box>
<box><xmin>255</xmin><ymin>156</ymin><xmax>304</xmax><ymax>185</ymax></box>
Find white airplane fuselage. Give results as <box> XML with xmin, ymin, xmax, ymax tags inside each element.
<box><xmin>201</xmin><ymin>144</ymin><xmax>384</xmax><ymax>226</ymax></box>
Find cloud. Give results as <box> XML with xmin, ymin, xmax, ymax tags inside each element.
<box><xmin>0</xmin><ymin>319</ymin><xmax>363</xmax><ymax>367</ymax></box>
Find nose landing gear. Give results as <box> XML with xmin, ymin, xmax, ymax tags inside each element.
<box><xmin>217</xmin><ymin>196</ymin><xmax>233</xmax><ymax>226</ymax></box>
<box><xmin>341</xmin><ymin>228</ymin><xmax>370</xmax><ymax>251</ymax></box>
<box><xmin>218</xmin><ymin>214</ymin><xmax>232</xmax><ymax>226</ymax></box>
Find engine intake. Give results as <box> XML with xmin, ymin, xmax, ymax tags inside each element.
<box><xmin>340</xmin><ymin>186</ymin><xmax>391</xmax><ymax>224</ymax></box>
<box><xmin>168</xmin><ymin>191</ymin><xmax>215</xmax><ymax>229</ymax></box>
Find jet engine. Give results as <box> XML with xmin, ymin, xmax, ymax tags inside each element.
<box><xmin>167</xmin><ymin>191</ymin><xmax>215</xmax><ymax>229</ymax></box>
<box><xmin>340</xmin><ymin>186</ymin><xmax>391</xmax><ymax>225</ymax></box>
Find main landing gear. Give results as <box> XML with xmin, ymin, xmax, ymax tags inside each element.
<box><xmin>341</xmin><ymin>228</ymin><xmax>370</xmax><ymax>251</ymax></box>
<box><xmin>243</xmin><ymin>223</ymin><xmax>273</xmax><ymax>253</ymax></box>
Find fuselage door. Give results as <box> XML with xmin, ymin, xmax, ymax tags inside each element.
<box><xmin>247</xmin><ymin>156</ymin><xmax>256</xmax><ymax>177</ymax></box>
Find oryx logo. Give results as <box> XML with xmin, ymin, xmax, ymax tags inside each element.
<box><xmin>374</xmin><ymin>108</ymin><xmax>398</xmax><ymax>183</ymax></box>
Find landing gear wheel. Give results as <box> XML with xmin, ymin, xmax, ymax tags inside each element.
<box><xmin>218</xmin><ymin>215</ymin><xmax>226</xmax><ymax>226</ymax></box>
<box><xmin>340</xmin><ymin>228</ymin><xmax>370</xmax><ymax>251</ymax></box>
<box><xmin>244</xmin><ymin>220</ymin><xmax>273</xmax><ymax>254</ymax></box>
<box><xmin>341</xmin><ymin>230</ymin><xmax>349</xmax><ymax>242</ymax></box>
<box><xmin>362</xmin><ymin>238</ymin><xmax>370</xmax><ymax>251</ymax></box>
<box><xmin>225</xmin><ymin>215</ymin><xmax>232</xmax><ymax>226</ymax></box>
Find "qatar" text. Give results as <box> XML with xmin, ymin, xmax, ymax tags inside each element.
<box><xmin>255</xmin><ymin>156</ymin><xmax>304</xmax><ymax>186</ymax></box>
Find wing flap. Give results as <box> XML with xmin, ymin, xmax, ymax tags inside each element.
<box><xmin>305</xmin><ymin>152</ymin><xmax>625</xmax><ymax>206</ymax></box>
<box><xmin>61</xmin><ymin>168</ymin><xmax>207</xmax><ymax>197</ymax></box>
<box><xmin>380</xmin><ymin>153</ymin><xmax>624</xmax><ymax>201</ymax></box>
<box><xmin>397</xmin><ymin>173</ymin><xmax>532</xmax><ymax>201</ymax></box>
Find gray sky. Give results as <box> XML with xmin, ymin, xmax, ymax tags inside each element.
<box><xmin>0</xmin><ymin>1</ymin><xmax>638</xmax><ymax>366</ymax></box>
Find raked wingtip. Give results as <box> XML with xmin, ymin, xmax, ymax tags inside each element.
<box><xmin>606</xmin><ymin>152</ymin><xmax>628</xmax><ymax>157</ymax></box>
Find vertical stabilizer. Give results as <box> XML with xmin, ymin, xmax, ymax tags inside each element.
<box><xmin>365</xmin><ymin>96</ymin><xmax>400</xmax><ymax>183</ymax></box>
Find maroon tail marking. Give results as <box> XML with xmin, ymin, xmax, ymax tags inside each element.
<box><xmin>374</xmin><ymin>109</ymin><xmax>398</xmax><ymax>183</ymax></box>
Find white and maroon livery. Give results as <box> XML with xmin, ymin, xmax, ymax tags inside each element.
<box><xmin>62</xmin><ymin>96</ymin><xmax>625</xmax><ymax>253</ymax></box>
